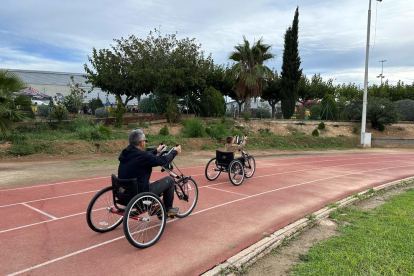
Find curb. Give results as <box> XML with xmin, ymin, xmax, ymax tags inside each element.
<box><xmin>201</xmin><ymin>176</ymin><xmax>414</xmax><ymax>276</ymax></box>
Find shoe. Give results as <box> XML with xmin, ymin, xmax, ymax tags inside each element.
<box><xmin>167</xmin><ymin>207</ymin><xmax>179</xmax><ymax>217</ymax></box>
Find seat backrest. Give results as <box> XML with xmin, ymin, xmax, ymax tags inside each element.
<box><xmin>216</xmin><ymin>150</ymin><xmax>234</xmax><ymax>166</ymax></box>
<box><xmin>111</xmin><ymin>174</ymin><xmax>139</xmax><ymax>206</ymax></box>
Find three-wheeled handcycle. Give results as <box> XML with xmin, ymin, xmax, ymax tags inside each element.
<box><xmin>86</xmin><ymin>145</ymin><xmax>198</xmax><ymax>249</ymax></box>
<box><xmin>204</xmin><ymin>135</ymin><xmax>256</xmax><ymax>186</ymax></box>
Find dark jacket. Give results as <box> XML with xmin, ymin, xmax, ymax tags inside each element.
<box><xmin>118</xmin><ymin>145</ymin><xmax>177</xmax><ymax>192</ymax></box>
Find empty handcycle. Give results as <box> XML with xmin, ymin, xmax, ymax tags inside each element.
<box><xmin>86</xmin><ymin>145</ymin><xmax>198</xmax><ymax>249</ymax></box>
<box><xmin>205</xmin><ymin>135</ymin><xmax>256</xmax><ymax>186</ymax></box>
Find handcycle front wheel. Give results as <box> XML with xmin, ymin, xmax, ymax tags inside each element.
<box><xmin>123</xmin><ymin>192</ymin><xmax>167</xmax><ymax>249</ymax></box>
<box><xmin>86</xmin><ymin>186</ymin><xmax>124</xmax><ymax>233</ymax></box>
<box><xmin>175</xmin><ymin>178</ymin><xmax>198</xmax><ymax>218</ymax></box>
<box><xmin>244</xmin><ymin>156</ymin><xmax>256</xmax><ymax>178</ymax></box>
<box><xmin>205</xmin><ymin>158</ymin><xmax>221</xmax><ymax>181</ymax></box>
<box><xmin>228</xmin><ymin>160</ymin><xmax>245</xmax><ymax>186</ymax></box>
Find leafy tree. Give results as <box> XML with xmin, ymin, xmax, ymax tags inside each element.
<box><xmin>200</xmin><ymin>86</ymin><xmax>225</xmax><ymax>117</ymax></box>
<box><xmin>67</xmin><ymin>76</ymin><xmax>86</xmax><ymax>113</ymax></box>
<box><xmin>88</xmin><ymin>98</ymin><xmax>104</xmax><ymax>115</ymax></box>
<box><xmin>165</xmin><ymin>97</ymin><xmax>178</xmax><ymax>124</ymax></box>
<box><xmin>280</xmin><ymin>6</ymin><xmax>302</xmax><ymax>119</ymax></box>
<box><xmin>63</xmin><ymin>94</ymin><xmax>78</xmax><ymax>114</ymax></box>
<box><xmin>395</xmin><ymin>99</ymin><xmax>414</xmax><ymax>121</ymax></box>
<box><xmin>320</xmin><ymin>94</ymin><xmax>338</xmax><ymax>120</ymax></box>
<box><xmin>261</xmin><ymin>70</ymin><xmax>282</xmax><ymax>118</ymax></box>
<box><xmin>228</xmin><ymin>36</ymin><xmax>274</xmax><ymax>112</ymax></box>
<box><xmin>367</xmin><ymin>97</ymin><xmax>400</xmax><ymax>130</ymax></box>
<box><xmin>0</xmin><ymin>70</ymin><xmax>30</xmax><ymax>138</ymax></box>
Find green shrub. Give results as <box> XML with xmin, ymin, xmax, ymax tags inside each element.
<box><xmin>76</xmin><ymin>122</ymin><xmax>112</xmax><ymax>140</ymax></box>
<box><xmin>253</xmin><ymin>108</ymin><xmax>272</xmax><ymax>118</ymax></box>
<box><xmin>395</xmin><ymin>99</ymin><xmax>414</xmax><ymax>121</ymax></box>
<box><xmin>138</xmin><ymin>121</ymin><xmax>149</xmax><ymax>128</ymax></box>
<box><xmin>208</xmin><ymin>122</ymin><xmax>229</xmax><ymax>139</ymax></box>
<box><xmin>8</xmin><ymin>143</ymin><xmax>35</xmax><ymax>156</ymax></box>
<box><xmin>378</xmin><ymin>124</ymin><xmax>385</xmax><ymax>132</ymax></box>
<box><xmin>182</xmin><ymin>118</ymin><xmax>205</xmax><ymax>138</ymax></box>
<box><xmin>318</xmin><ymin>122</ymin><xmax>326</xmax><ymax>130</ymax></box>
<box><xmin>159</xmin><ymin>125</ymin><xmax>169</xmax><ymax>136</ymax></box>
<box><xmin>320</xmin><ymin>94</ymin><xmax>339</xmax><ymax>120</ymax></box>
<box><xmin>49</xmin><ymin>105</ymin><xmax>68</xmax><ymax>122</ymax></box>
<box><xmin>165</xmin><ymin>97</ymin><xmax>178</xmax><ymax>123</ymax></box>
<box><xmin>95</xmin><ymin>107</ymin><xmax>109</xmax><ymax>118</ymax></box>
<box><xmin>37</xmin><ymin>105</ymin><xmax>51</xmax><ymax>117</ymax></box>
<box><xmin>367</xmin><ymin>97</ymin><xmax>400</xmax><ymax>131</ymax></box>
<box><xmin>71</xmin><ymin>117</ymin><xmax>92</xmax><ymax>131</ymax></box>
<box><xmin>205</xmin><ymin>127</ymin><xmax>211</xmax><ymax>135</ymax></box>
<box><xmin>309</xmin><ymin>104</ymin><xmax>323</xmax><ymax>120</ymax></box>
<box><xmin>232</xmin><ymin>129</ymin><xmax>244</xmax><ymax>137</ymax></box>
<box><xmin>89</xmin><ymin>98</ymin><xmax>104</xmax><ymax>115</ymax></box>
<box><xmin>353</xmin><ymin>125</ymin><xmax>359</xmax><ymax>134</ymax></box>
<box><xmin>312</xmin><ymin>129</ymin><xmax>320</xmax><ymax>137</ymax></box>
<box><xmin>243</xmin><ymin>112</ymin><xmax>251</xmax><ymax>121</ymax></box>
<box><xmin>63</xmin><ymin>94</ymin><xmax>79</xmax><ymax>114</ymax></box>
<box><xmin>259</xmin><ymin>127</ymin><xmax>272</xmax><ymax>137</ymax></box>
<box><xmin>333</xmin><ymin>124</ymin><xmax>339</xmax><ymax>127</ymax></box>
<box><xmin>111</xmin><ymin>104</ymin><xmax>126</xmax><ymax>127</ymax></box>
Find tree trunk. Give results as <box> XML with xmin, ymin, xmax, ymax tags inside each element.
<box><xmin>271</xmin><ymin>103</ymin><xmax>276</xmax><ymax>119</ymax></box>
<box><xmin>244</xmin><ymin>97</ymin><xmax>251</xmax><ymax>115</ymax></box>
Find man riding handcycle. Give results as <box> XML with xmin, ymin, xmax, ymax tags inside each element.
<box><xmin>205</xmin><ymin>135</ymin><xmax>256</xmax><ymax>186</ymax></box>
<box><xmin>86</xmin><ymin>129</ymin><xmax>198</xmax><ymax>249</ymax></box>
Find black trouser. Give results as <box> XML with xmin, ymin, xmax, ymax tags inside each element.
<box><xmin>236</xmin><ymin>157</ymin><xmax>245</xmax><ymax>166</ymax></box>
<box><xmin>149</xmin><ymin>176</ymin><xmax>175</xmax><ymax>210</ymax></box>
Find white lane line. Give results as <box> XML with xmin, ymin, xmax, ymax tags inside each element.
<box><xmin>205</xmin><ymin>186</ymin><xmax>249</xmax><ymax>197</ymax></box>
<box><xmin>1</xmin><ymin>158</ymin><xmax>411</xmax><ymax>209</ymax></box>
<box><xmin>6</xmin><ymin>164</ymin><xmax>414</xmax><ymax>276</ymax></box>
<box><xmin>21</xmin><ymin>203</ymin><xmax>58</xmax><ymax>220</ymax></box>
<box><xmin>0</xmin><ymin>176</ymin><xmax>109</xmax><ymax>192</ymax></box>
<box><xmin>2</xmin><ymin>153</ymin><xmax>411</xmax><ymax>193</ymax></box>
<box><xmin>198</xmin><ymin>158</ymin><xmax>413</xmax><ymax>189</ymax></box>
<box><xmin>0</xmin><ymin>212</ymin><xmax>85</xmax><ymax>234</ymax></box>
<box><xmin>0</xmin><ymin>164</ymin><xmax>209</xmax><ymax>192</ymax></box>
<box><xmin>3</xmin><ymin>158</ymin><xmax>411</xmax><ymax>234</ymax></box>
<box><xmin>0</xmin><ymin>190</ymin><xmax>99</xmax><ymax>209</ymax></box>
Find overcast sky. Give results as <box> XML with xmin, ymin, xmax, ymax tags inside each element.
<box><xmin>1</xmin><ymin>0</ymin><xmax>413</xmax><ymax>86</ymax></box>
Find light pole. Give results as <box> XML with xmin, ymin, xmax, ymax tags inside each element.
<box><xmin>377</xmin><ymin>60</ymin><xmax>387</xmax><ymax>86</ymax></box>
<box><xmin>361</xmin><ymin>0</ymin><xmax>382</xmax><ymax>147</ymax></box>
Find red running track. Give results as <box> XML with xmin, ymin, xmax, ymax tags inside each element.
<box><xmin>0</xmin><ymin>153</ymin><xmax>413</xmax><ymax>276</ymax></box>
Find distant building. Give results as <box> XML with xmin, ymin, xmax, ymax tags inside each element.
<box><xmin>226</xmin><ymin>97</ymin><xmax>278</xmax><ymax>114</ymax></box>
<box><xmin>3</xmin><ymin>68</ymin><xmax>138</xmax><ymax>105</ymax></box>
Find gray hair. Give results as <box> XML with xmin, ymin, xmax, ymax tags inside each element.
<box><xmin>129</xmin><ymin>129</ymin><xmax>145</xmax><ymax>146</ymax></box>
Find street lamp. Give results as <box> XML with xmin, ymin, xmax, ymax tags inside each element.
<box><xmin>376</xmin><ymin>60</ymin><xmax>387</xmax><ymax>86</ymax></box>
<box><xmin>361</xmin><ymin>0</ymin><xmax>383</xmax><ymax>147</ymax></box>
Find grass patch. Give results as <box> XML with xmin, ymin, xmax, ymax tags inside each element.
<box><xmin>292</xmin><ymin>189</ymin><xmax>414</xmax><ymax>275</ymax></box>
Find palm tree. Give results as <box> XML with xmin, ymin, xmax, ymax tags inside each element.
<box><xmin>228</xmin><ymin>36</ymin><xmax>274</xmax><ymax>115</ymax></box>
<box><xmin>0</xmin><ymin>70</ymin><xmax>30</xmax><ymax>139</ymax></box>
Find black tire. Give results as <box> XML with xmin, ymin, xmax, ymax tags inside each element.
<box><xmin>244</xmin><ymin>156</ymin><xmax>256</xmax><ymax>179</ymax></box>
<box><xmin>175</xmin><ymin>178</ymin><xmax>198</xmax><ymax>218</ymax></box>
<box><xmin>228</xmin><ymin>160</ymin><xmax>245</xmax><ymax>186</ymax></box>
<box><xmin>86</xmin><ymin>186</ymin><xmax>123</xmax><ymax>233</ymax></box>
<box><xmin>205</xmin><ymin>158</ymin><xmax>221</xmax><ymax>181</ymax></box>
<box><xmin>123</xmin><ymin>192</ymin><xmax>166</xmax><ymax>249</ymax></box>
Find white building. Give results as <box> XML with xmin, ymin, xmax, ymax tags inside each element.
<box><xmin>3</xmin><ymin>68</ymin><xmax>138</xmax><ymax>105</ymax></box>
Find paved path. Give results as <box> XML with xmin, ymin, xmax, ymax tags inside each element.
<box><xmin>1</xmin><ymin>153</ymin><xmax>413</xmax><ymax>276</ymax></box>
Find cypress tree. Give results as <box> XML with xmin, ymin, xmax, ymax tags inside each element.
<box><xmin>280</xmin><ymin>6</ymin><xmax>302</xmax><ymax>119</ymax></box>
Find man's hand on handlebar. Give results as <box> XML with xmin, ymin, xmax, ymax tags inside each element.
<box><xmin>157</xmin><ymin>143</ymin><xmax>165</xmax><ymax>153</ymax></box>
<box><xmin>173</xmin><ymin>145</ymin><xmax>181</xmax><ymax>154</ymax></box>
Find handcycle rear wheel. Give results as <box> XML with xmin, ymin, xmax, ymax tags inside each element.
<box><xmin>205</xmin><ymin>158</ymin><xmax>221</xmax><ymax>181</ymax></box>
<box><xmin>123</xmin><ymin>192</ymin><xmax>167</xmax><ymax>249</ymax></box>
<box><xmin>228</xmin><ymin>160</ymin><xmax>245</xmax><ymax>186</ymax></box>
<box><xmin>244</xmin><ymin>156</ymin><xmax>256</xmax><ymax>178</ymax></box>
<box><xmin>86</xmin><ymin>186</ymin><xmax>123</xmax><ymax>233</ymax></box>
<box><xmin>175</xmin><ymin>178</ymin><xmax>198</xmax><ymax>218</ymax></box>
